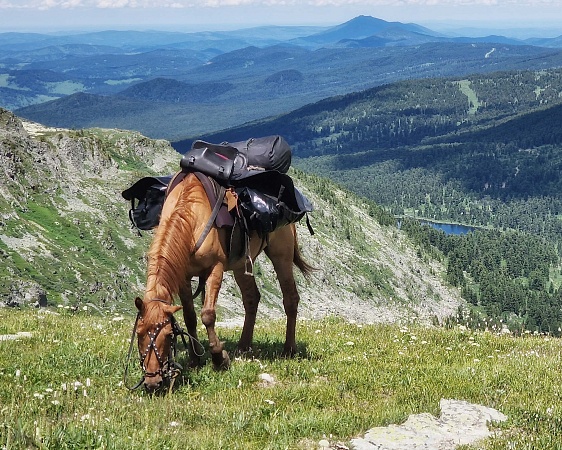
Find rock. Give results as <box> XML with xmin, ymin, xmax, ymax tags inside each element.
<box><xmin>351</xmin><ymin>399</ymin><xmax>507</xmax><ymax>450</ymax></box>
<box><xmin>258</xmin><ymin>373</ymin><xmax>276</xmax><ymax>386</ymax></box>
<box><xmin>2</xmin><ymin>280</ymin><xmax>48</xmax><ymax>308</ymax></box>
<box><xmin>0</xmin><ymin>331</ymin><xmax>33</xmax><ymax>341</ymax></box>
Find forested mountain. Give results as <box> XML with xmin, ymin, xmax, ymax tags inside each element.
<box><xmin>183</xmin><ymin>68</ymin><xmax>562</xmax><ymax>234</ymax></box>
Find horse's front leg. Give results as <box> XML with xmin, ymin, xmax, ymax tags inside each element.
<box><xmin>179</xmin><ymin>284</ymin><xmax>203</xmax><ymax>368</ymax></box>
<box><xmin>201</xmin><ymin>263</ymin><xmax>230</xmax><ymax>370</ymax></box>
<box><xmin>233</xmin><ymin>268</ymin><xmax>261</xmax><ymax>353</ymax></box>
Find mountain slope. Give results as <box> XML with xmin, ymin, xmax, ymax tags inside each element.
<box><xmin>0</xmin><ymin>108</ymin><xmax>462</xmax><ymax>323</ymax></box>
<box><xmin>175</xmin><ymin>68</ymin><xmax>562</xmax><ymax>154</ymax></box>
<box><xmin>118</xmin><ymin>77</ymin><xmax>234</xmax><ymax>103</ymax></box>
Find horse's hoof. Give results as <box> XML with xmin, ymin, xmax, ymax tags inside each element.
<box><xmin>188</xmin><ymin>358</ymin><xmax>202</xmax><ymax>369</ymax></box>
<box><xmin>281</xmin><ymin>347</ymin><xmax>297</xmax><ymax>358</ymax></box>
<box><xmin>213</xmin><ymin>350</ymin><xmax>231</xmax><ymax>371</ymax></box>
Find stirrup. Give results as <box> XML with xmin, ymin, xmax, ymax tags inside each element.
<box><xmin>244</xmin><ymin>255</ymin><xmax>254</xmax><ymax>276</ymax></box>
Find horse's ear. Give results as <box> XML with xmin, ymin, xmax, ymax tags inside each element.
<box><xmin>167</xmin><ymin>305</ymin><xmax>183</xmax><ymax>315</ymax></box>
<box><xmin>135</xmin><ymin>297</ymin><xmax>143</xmax><ymax>311</ymax></box>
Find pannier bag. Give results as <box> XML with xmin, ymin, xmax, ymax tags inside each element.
<box><xmin>235</xmin><ymin>170</ymin><xmax>313</xmax><ymax>237</ymax></box>
<box><xmin>121</xmin><ymin>175</ymin><xmax>172</xmax><ymax>230</ymax></box>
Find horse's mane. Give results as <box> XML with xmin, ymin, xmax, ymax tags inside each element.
<box><xmin>145</xmin><ymin>175</ymin><xmax>203</xmax><ymax>301</ymax></box>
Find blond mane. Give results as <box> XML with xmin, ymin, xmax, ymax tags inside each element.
<box><xmin>144</xmin><ymin>174</ymin><xmax>204</xmax><ymax>301</ymax></box>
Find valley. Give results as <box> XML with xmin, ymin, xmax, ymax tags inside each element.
<box><xmin>2</xmin><ymin>16</ymin><xmax>562</xmax><ymax>140</ymax></box>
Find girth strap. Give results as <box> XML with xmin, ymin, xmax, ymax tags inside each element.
<box><xmin>193</xmin><ymin>172</ymin><xmax>227</xmax><ymax>252</ymax></box>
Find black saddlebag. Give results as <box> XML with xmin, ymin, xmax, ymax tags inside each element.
<box><xmin>121</xmin><ymin>175</ymin><xmax>171</xmax><ymax>230</ymax></box>
<box><xmin>235</xmin><ymin>171</ymin><xmax>313</xmax><ymax>237</ymax></box>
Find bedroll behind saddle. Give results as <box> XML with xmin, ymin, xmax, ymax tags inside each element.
<box><xmin>180</xmin><ymin>135</ymin><xmax>292</xmax><ymax>184</ymax></box>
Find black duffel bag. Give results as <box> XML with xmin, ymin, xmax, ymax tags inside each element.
<box><xmin>180</xmin><ymin>135</ymin><xmax>292</xmax><ymax>185</ymax></box>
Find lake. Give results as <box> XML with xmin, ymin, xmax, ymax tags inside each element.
<box><xmin>396</xmin><ymin>219</ymin><xmax>477</xmax><ymax>235</ymax></box>
<box><xmin>421</xmin><ymin>221</ymin><xmax>476</xmax><ymax>235</ymax></box>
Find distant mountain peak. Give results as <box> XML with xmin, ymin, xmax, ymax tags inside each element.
<box><xmin>304</xmin><ymin>15</ymin><xmax>439</xmax><ymax>44</ymax></box>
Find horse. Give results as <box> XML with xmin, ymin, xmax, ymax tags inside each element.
<box><xmin>133</xmin><ymin>172</ymin><xmax>313</xmax><ymax>392</ymax></box>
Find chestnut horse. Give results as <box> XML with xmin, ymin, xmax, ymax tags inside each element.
<box><xmin>134</xmin><ymin>172</ymin><xmax>313</xmax><ymax>392</ymax></box>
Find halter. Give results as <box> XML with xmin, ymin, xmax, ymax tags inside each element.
<box><xmin>123</xmin><ymin>299</ymin><xmax>203</xmax><ymax>391</ymax></box>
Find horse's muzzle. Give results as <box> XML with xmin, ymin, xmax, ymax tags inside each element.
<box><xmin>143</xmin><ymin>375</ymin><xmax>164</xmax><ymax>393</ymax></box>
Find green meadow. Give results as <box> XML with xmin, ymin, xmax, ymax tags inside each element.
<box><xmin>1</xmin><ymin>308</ymin><xmax>561</xmax><ymax>449</ymax></box>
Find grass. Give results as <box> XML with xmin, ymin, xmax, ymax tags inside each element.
<box><xmin>1</xmin><ymin>308</ymin><xmax>562</xmax><ymax>449</ymax></box>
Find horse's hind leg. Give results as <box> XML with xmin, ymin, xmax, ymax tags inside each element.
<box><xmin>233</xmin><ymin>268</ymin><xmax>261</xmax><ymax>353</ymax></box>
<box><xmin>179</xmin><ymin>285</ymin><xmax>203</xmax><ymax>368</ymax></box>
<box><xmin>201</xmin><ymin>263</ymin><xmax>230</xmax><ymax>370</ymax></box>
<box><xmin>265</xmin><ymin>232</ymin><xmax>300</xmax><ymax>357</ymax></box>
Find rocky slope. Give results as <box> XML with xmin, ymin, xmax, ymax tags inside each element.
<box><xmin>0</xmin><ymin>108</ymin><xmax>462</xmax><ymax>324</ymax></box>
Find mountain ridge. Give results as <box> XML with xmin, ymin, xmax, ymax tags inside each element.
<box><xmin>0</xmin><ymin>107</ymin><xmax>462</xmax><ymax>324</ymax></box>
<box><xmin>13</xmin><ymin>43</ymin><xmax>562</xmax><ymax>140</ymax></box>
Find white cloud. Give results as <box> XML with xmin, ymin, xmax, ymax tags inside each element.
<box><xmin>2</xmin><ymin>0</ymin><xmax>562</xmax><ymax>9</ymax></box>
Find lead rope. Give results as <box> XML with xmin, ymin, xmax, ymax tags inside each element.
<box><xmin>123</xmin><ymin>313</ymin><xmax>145</xmax><ymax>391</ymax></box>
<box><xmin>171</xmin><ymin>315</ymin><xmax>205</xmax><ymax>358</ymax></box>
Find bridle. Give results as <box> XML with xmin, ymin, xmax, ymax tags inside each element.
<box><xmin>123</xmin><ymin>299</ymin><xmax>202</xmax><ymax>391</ymax></box>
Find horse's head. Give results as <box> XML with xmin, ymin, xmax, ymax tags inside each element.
<box><xmin>134</xmin><ymin>297</ymin><xmax>183</xmax><ymax>393</ymax></box>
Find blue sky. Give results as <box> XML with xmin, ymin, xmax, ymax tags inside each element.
<box><xmin>2</xmin><ymin>0</ymin><xmax>562</xmax><ymax>37</ymax></box>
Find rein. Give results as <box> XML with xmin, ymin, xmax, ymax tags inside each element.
<box><xmin>123</xmin><ymin>299</ymin><xmax>204</xmax><ymax>391</ymax></box>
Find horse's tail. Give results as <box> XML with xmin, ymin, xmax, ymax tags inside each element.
<box><xmin>293</xmin><ymin>227</ymin><xmax>315</xmax><ymax>279</ymax></box>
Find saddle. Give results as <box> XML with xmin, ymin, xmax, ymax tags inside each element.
<box><xmin>122</xmin><ymin>135</ymin><xmax>313</xmax><ymax>270</ymax></box>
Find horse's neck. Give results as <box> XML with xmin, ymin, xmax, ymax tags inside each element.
<box><xmin>144</xmin><ymin>174</ymin><xmax>207</xmax><ymax>301</ymax></box>
<box><xmin>144</xmin><ymin>284</ymin><xmax>173</xmax><ymax>303</ymax></box>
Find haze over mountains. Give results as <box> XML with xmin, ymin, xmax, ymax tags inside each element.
<box><xmin>3</xmin><ymin>15</ymin><xmax>562</xmax><ymax>140</ymax></box>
